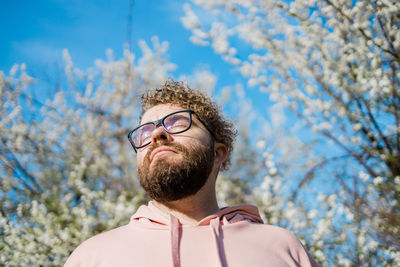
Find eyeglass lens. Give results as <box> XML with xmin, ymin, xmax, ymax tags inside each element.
<box><xmin>132</xmin><ymin>111</ymin><xmax>192</xmax><ymax>148</ymax></box>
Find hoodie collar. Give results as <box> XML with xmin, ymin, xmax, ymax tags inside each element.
<box><xmin>131</xmin><ymin>201</ymin><xmax>264</xmax><ymax>227</ymax></box>
<box><xmin>130</xmin><ymin>201</ymin><xmax>264</xmax><ymax>267</ymax></box>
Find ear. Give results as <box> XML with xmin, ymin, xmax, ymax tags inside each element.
<box><xmin>214</xmin><ymin>142</ymin><xmax>228</xmax><ymax>168</ymax></box>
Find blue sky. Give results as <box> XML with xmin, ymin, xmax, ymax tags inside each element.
<box><xmin>0</xmin><ymin>0</ymin><xmax>238</xmax><ymax>86</ymax></box>
<box><xmin>1</xmin><ymin>0</ymin><xmax>346</xmax><ymax>210</ymax></box>
<box><xmin>1</xmin><ymin>0</ymin><xmax>277</xmax><ymax>129</ymax></box>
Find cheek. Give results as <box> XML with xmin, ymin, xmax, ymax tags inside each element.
<box><xmin>178</xmin><ymin>130</ymin><xmax>211</xmax><ymax>146</ymax></box>
<box><xmin>137</xmin><ymin>151</ymin><xmax>146</xmax><ymax>167</ymax></box>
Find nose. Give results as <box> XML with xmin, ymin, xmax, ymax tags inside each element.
<box><xmin>151</xmin><ymin>124</ymin><xmax>173</xmax><ymax>144</ymax></box>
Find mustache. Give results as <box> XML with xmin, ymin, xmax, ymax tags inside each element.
<box><xmin>144</xmin><ymin>141</ymin><xmax>187</xmax><ymax>162</ymax></box>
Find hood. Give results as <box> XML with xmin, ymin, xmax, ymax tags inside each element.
<box><xmin>131</xmin><ymin>201</ymin><xmax>263</xmax><ymax>227</ymax></box>
<box><xmin>130</xmin><ymin>201</ymin><xmax>264</xmax><ymax>267</ymax></box>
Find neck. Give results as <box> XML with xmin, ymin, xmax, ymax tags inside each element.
<box><xmin>153</xmin><ymin>174</ymin><xmax>219</xmax><ymax>224</ymax></box>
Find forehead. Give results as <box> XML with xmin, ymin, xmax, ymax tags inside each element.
<box><xmin>140</xmin><ymin>104</ymin><xmax>186</xmax><ymax>123</ymax></box>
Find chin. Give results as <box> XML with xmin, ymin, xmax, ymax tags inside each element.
<box><xmin>154</xmin><ymin>152</ymin><xmax>182</xmax><ymax>161</ymax></box>
<box><xmin>150</xmin><ymin>154</ymin><xmax>182</xmax><ymax>168</ymax></box>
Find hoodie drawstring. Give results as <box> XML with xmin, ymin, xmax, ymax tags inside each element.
<box><xmin>168</xmin><ymin>215</ymin><xmax>226</xmax><ymax>267</ymax></box>
<box><xmin>133</xmin><ymin>202</ymin><xmax>263</xmax><ymax>267</ymax></box>
<box><xmin>169</xmin><ymin>215</ymin><xmax>181</xmax><ymax>267</ymax></box>
<box><xmin>210</xmin><ymin>218</ymin><xmax>227</xmax><ymax>267</ymax></box>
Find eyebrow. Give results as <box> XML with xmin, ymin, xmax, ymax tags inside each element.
<box><xmin>140</xmin><ymin>110</ymin><xmax>187</xmax><ymax>125</ymax></box>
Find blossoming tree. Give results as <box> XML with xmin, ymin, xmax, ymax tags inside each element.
<box><xmin>182</xmin><ymin>0</ymin><xmax>400</xmax><ymax>265</ymax></box>
<box><xmin>1</xmin><ymin>0</ymin><xmax>399</xmax><ymax>265</ymax></box>
<box><xmin>0</xmin><ymin>38</ymin><xmax>177</xmax><ymax>265</ymax></box>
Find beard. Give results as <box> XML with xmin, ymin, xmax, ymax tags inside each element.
<box><xmin>137</xmin><ymin>140</ymin><xmax>215</xmax><ymax>203</ymax></box>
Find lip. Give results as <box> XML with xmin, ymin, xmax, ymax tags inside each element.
<box><xmin>150</xmin><ymin>146</ymin><xmax>177</xmax><ymax>163</ymax></box>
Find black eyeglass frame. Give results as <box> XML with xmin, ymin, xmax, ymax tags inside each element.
<box><xmin>127</xmin><ymin>109</ymin><xmax>215</xmax><ymax>152</ymax></box>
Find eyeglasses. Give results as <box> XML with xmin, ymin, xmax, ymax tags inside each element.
<box><xmin>128</xmin><ymin>110</ymin><xmax>215</xmax><ymax>152</ymax></box>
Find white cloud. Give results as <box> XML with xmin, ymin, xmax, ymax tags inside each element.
<box><xmin>12</xmin><ymin>40</ymin><xmax>63</xmax><ymax>65</ymax></box>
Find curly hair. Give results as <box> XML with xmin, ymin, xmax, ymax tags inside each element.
<box><xmin>140</xmin><ymin>80</ymin><xmax>236</xmax><ymax>170</ymax></box>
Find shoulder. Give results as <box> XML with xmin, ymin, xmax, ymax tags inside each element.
<box><xmin>81</xmin><ymin>224</ymin><xmax>131</xmax><ymax>248</ymax></box>
<box><xmin>231</xmin><ymin>220</ymin><xmax>300</xmax><ymax>240</ymax></box>
<box><xmin>225</xmin><ymin>222</ymin><xmax>319</xmax><ymax>266</ymax></box>
<box><xmin>257</xmin><ymin>223</ymin><xmax>303</xmax><ymax>243</ymax></box>
<box><xmin>64</xmin><ymin>224</ymin><xmax>131</xmax><ymax>266</ymax></box>
<box><xmin>242</xmin><ymin>222</ymin><xmax>305</xmax><ymax>247</ymax></box>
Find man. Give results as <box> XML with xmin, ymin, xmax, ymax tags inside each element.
<box><xmin>65</xmin><ymin>80</ymin><xmax>318</xmax><ymax>267</ymax></box>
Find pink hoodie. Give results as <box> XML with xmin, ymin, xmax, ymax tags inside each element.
<box><xmin>65</xmin><ymin>202</ymin><xmax>318</xmax><ymax>267</ymax></box>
